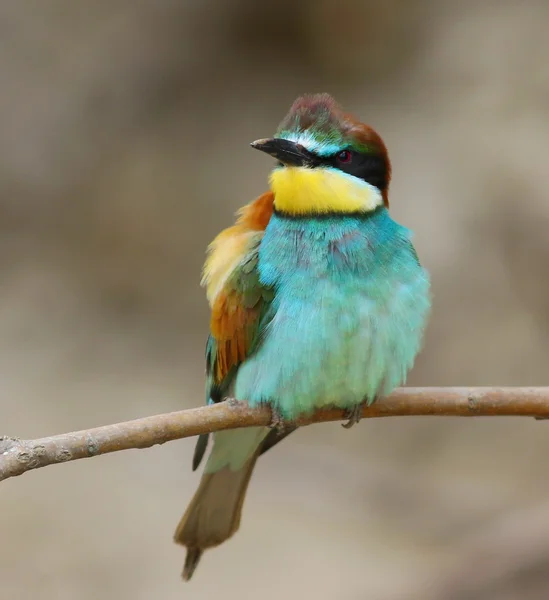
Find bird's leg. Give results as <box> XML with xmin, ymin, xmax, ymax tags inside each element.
<box><xmin>341</xmin><ymin>398</ymin><xmax>373</xmax><ymax>429</ymax></box>
<box><xmin>269</xmin><ymin>406</ymin><xmax>286</xmax><ymax>434</ymax></box>
<box><xmin>341</xmin><ymin>404</ymin><xmax>363</xmax><ymax>429</ymax></box>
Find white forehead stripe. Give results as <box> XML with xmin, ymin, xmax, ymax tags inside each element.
<box><xmin>281</xmin><ymin>131</ymin><xmax>341</xmax><ymax>157</ymax></box>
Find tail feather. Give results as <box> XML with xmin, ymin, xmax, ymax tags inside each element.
<box><xmin>182</xmin><ymin>548</ymin><xmax>203</xmax><ymax>581</ymax></box>
<box><xmin>174</xmin><ymin>455</ymin><xmax>258</xmax><ymax>580</ymax></box>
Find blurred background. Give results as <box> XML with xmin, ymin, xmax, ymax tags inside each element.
<box><xmin>1</xmin><ymin>1</ymin><xmax>549</xmax><ymax>598</ymax></box>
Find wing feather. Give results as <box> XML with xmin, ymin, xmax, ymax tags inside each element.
<box><xmin>193</xmin><ymin>192</ymin><xmax>275</xmax><ymax>469</ymax></box>
<box><xmin>204</xmin><ymin>191</ymin><xmax>275</xmax><ymax>384</ymax></box>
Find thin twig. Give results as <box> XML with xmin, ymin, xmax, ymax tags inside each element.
<box><xmin>1</xmin><ymin>387</ymin><xmax>548</xmax><ymax>483</ymax></box>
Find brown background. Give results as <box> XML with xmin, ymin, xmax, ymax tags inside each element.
<box><xmin>1</xmin><ymin>1</ymin><xmax>549</xmax><ymax>598</ymax></box>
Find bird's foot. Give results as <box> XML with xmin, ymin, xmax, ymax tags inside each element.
<box><xmin>226</xmin><ymin>397</ymin><xmax>246</xmax><ymax>409</ymax></box>
<box><xmin>269</xmin><ymin>406</ymin><xmax>286</xmax><ymax>433</ymax></box>
<box><xmin>341</xmin><ymin>399</ymin><xmax>372</xmax><ymax>429</ymax></box>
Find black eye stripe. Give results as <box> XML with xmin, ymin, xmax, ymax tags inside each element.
<box><xmin>323</xmin><ymin>150</ymin><xmax>388</xmax><ymax>190</ymax></box>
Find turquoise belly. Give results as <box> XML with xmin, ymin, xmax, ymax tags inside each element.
<box><xmin>234</xmin><ymin>210</ymin><xmax>430</xmax><ymax>420</ymax></box>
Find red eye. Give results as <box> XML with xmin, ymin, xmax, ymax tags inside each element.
<box><xmin>337</xmin><ymin>150</ymin><xmax>352</xmax><ymax>163</ymax></box>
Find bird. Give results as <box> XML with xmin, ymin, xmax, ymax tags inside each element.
<box><xmin>173</xmin><ymin>93</ymin><xmax>431</xmax><ymax>580</ymax></box>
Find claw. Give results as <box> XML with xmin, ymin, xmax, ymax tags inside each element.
<box><xmin>341</xmin><ymin>399</ymin><xmax>373</xmax><ymax>429</ymax></box>
<box><xmin>269</xmin><ymin>406</ymin><xmax>286</xmax><ymax>433</ymax></box>
<box><xmin>341</xmin><ymin>404</ymin><xmax>363</xmax><ymax>429</ymax></box>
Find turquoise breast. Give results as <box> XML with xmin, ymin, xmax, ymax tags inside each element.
<box><xmin>234</xmin><ymin>208</ymin><xmax>431</xmax><ymax>419</ymax></box>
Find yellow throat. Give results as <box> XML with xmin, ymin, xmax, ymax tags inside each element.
<box><xmin>269</xmin><ymin>166</ymin><xmax>383</xmax><ymax>215</ymax></box>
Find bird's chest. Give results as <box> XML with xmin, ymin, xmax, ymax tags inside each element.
<box><xmin>258</xmin><ymin>215</ymin><xmax>394</xmax><ymax>314</ymax></box>
<box><xmin>259</xmin><ymin>219</ymin><xmax>394</xmax><ymax>372</ymax></box>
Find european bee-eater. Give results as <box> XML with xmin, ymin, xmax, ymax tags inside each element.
<box><xmin>174</xmin><ymin>93</ymin><xmax>431</xmax><ymax>580</ymax></box>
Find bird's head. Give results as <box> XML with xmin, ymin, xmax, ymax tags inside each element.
<box><xmin>251</xmin><ymin>93</ymin><xmax>391</xmax><ymax>217</ymax></box>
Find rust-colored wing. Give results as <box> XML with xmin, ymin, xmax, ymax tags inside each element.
<box><xmin>193</xmin><ymin>192</ymin><xmax>275</xmax><ymax>469</ymax></box>
<box><xmin>202</xmin><ymin>191</ymin><xmax>275</xmax><ymax>386</ymax></box>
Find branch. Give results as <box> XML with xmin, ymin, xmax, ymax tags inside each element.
<box><xmin>1</xmin><ymin>387</ymin><xmax>548</xmax><ymax>483</ymax></box>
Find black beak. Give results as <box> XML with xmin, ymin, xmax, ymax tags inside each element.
<box><xmin>250</xmin><ymin>138</ymin><xmax>317</xmax><ymax>167</ymax></box>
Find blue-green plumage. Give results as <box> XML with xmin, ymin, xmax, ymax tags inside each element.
<box><xmin>199</xmin><ymin>207</ymin><xmax>429</xmax><ymax>476</ymax></box>
<box><xmin>235</xmin><ymin>207</ymin><xmax>430</xmax><ymax>418</ymax></box>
